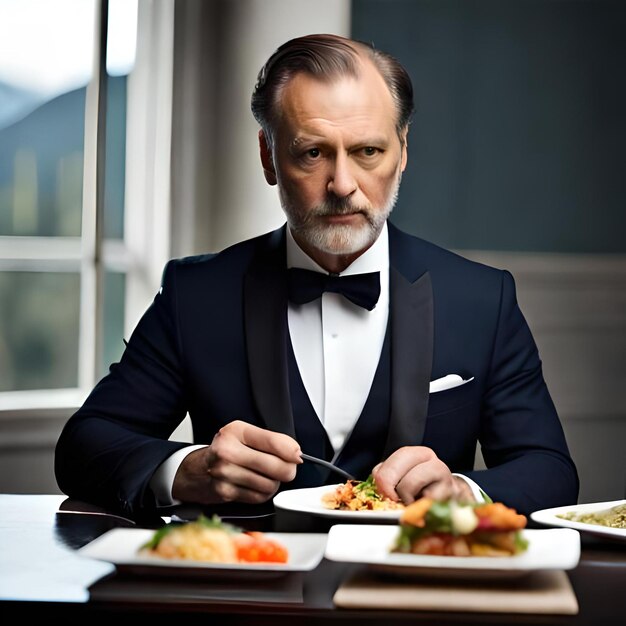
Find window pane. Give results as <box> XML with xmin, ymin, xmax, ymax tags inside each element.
<box><xmin>103</xmin><ymin>76</ymin><xmax>127</xmax><ymax>240</ymax></box>
<box><xmin>104</xmin><ymin>0</ymin><xmax>138</xmax><ymax>239</ymax></box>
<box><xmin>101</xmin><ymin>270</ymin><xmax>126</xmax><ymax>380</ymax></box>
<box><xmin>0</xmin><ymin>0</ymin><xmax>96</xmax><ymax>237</ymax></box>
<box><xmin>0</xmin><ymin>272</ymin><xmax>80</xmax><ymax>391</ymax></box>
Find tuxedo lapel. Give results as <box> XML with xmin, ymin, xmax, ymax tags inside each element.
<box><xmin>384</xmin><ymin>226</ymin><xmax>434</xmax><ymax>457</ymax></box>
<box><xmin>243</xmin><ymin>228</ymin><xmax>296</xmax><ymax>437</ymax></box>
<box><xmin>243</xmin><ymin>223</ymin><xmax>433</xmax><ymax>450</ymax></box>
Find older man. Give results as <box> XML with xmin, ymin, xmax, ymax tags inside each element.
<box><xmin>55</xmin><ymin>34</ymin><xmax>578</xmax><ymax>518</ymax></box>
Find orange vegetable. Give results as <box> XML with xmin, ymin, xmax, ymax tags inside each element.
<box><xmin>474</xmin><ymin>502</ymin><xmax>526</xmax><ymax>530</ymax></box>
<box><xmin>399</xmin><ymin>497</ymin><xmax>434</xmax><ymax>527</ymax></box>
<box><xmin>233</xmin><ymin>531</ymin><xmax>289</xmax><ymax>563</ymax></box>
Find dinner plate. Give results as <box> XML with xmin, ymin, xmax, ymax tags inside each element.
<box><xmin>530</xmin><ymin>499</ymin><xmax>626</xmax><ymax>542</ymax></box>
<box><xmin>78</xmin><ymin>528</ymin><xmax>327</xmax><ymax>578</ymax></box>
<box><xmin>324</xmin><ymin>525</ymin><xmax>580</xmax><ymax>580</ymax></box>
<box><xmin>273</xmin><ymin>485</ymin><xmax>404</xmax><ymax>521</ymax></box>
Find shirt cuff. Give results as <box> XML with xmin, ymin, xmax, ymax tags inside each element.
<box><xmin>452</xmin><ymin>473</ymin><xmax>486</xmax><ymax>503</ymax></box>
<box><xmin>149</xmin><ymin>444</ymin><xmax>208</xmax><ymax>507</ymax></box>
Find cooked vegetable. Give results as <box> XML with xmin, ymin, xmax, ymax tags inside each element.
<box><xmin>139</xmin><ymin>514</ymin><xmax>288</xmax><ymax>563</ymax></box>
<box><xmin>321</xmin><ymin>475</ymin><xmax>405</xmax><ymax>511</ymax></box>
<box><xmin>234</xmin><ymin>531</ymin><xmax>289</xmax><ymax>563</ymax></box>
<box><xmin>393</xmin><ymin>498</ymin><xmax>528</xmax><ymax>557</ymax></box>
<box><xmin>557</xmin><ymin>503</ymin><xmax>626</xmax><ymax>529</ymax></box>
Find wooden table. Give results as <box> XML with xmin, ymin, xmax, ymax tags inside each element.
<box><xmin>1</xmin><ymin>494</ymin><xmax>624</xmax><ymax>625</ymax></box>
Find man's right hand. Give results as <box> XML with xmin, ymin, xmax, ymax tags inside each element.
<box><xmin>172</xmin><ymin>420</ymin><xmax>302</xmax><ymax>505</ymax></box>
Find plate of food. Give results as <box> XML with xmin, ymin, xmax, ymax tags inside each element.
<box><xmin>78</xmin><ymin>514</ymin><xmax>327</xmax><ymax>578</ymax></box>
<box><xmin>273</xmin><ymin>476</ymin><xmax>405</xmax><ymax>521</ymax></box>
<box><xmin>325</xmin><ymin>498</ymin><xmax>581</xmax><ymax>579</ymax></box>
<box><xmin>530</xmin><ymin>499</ymin><xmax>626</xmax><ymax>542</ymax></box>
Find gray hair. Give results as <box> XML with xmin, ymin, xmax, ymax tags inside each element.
<box><xmin>251</xmin><ymin>33</ymin><xmax>414</xmax><ymax>148</ymax></box>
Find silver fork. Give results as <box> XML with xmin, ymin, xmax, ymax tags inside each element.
<box><xmin>300</xmin><ymin>453</ymin><xmax>356</xmax><ymax>482</ymax></box>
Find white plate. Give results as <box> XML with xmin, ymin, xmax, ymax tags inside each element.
<box><xmin>531</xmin><ymin>500</ymin><xmax>626</xmax><ymax>541</ymax></box>
<box><xmin>78</xmin><ymin>528</ymin><xmax>327</xmax><ymax>578</ymax></box>
<box><xmin>324</xmin><ymin>525</ymin><xmax>580</xmax><ymax>579</ymax></box>
<box><xmin>273</xmin><ymin>485</ymin><xmax>404</xmax><ymax>521</ymax></box>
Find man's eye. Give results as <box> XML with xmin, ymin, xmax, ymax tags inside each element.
<box><xmin>362</xmin><ymin>147</ymin><xmax>378</xmax><ymax>156</ymax></box>
<box><xmin>306</xmin><ymin>148</ymin><xmax>321</xmax><ymax>158</ymax></box>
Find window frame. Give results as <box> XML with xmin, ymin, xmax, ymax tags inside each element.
<box><xmin>0</xmin><ymin>0</ymin><xmax>175</xmax><ymax>438</ymax></box>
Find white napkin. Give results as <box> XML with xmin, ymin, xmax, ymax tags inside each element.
<box><xmin>429</xmin><ymin>374</ymin><xmax>474</xmax><ymax>393</ymax></box>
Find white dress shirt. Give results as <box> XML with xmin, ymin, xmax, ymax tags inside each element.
<box><xmin>150</xmin><ymin>223</ymin><xmax>483</xmax><ymax>504</ymax></box>
<box><xmin>286</xmin><ymin>222</ymin><xmax>389</xmax><ymax>454</ymax></box>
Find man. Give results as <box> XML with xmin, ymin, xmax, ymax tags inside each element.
<box><xmin>55</xmin><ymin>34</ymin><xmax>578</xmax><ymax>519</ymax></box>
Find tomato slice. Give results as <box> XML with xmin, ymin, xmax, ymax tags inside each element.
<box><xmin>234</xmin><ymin>531</ymin><xmax>289</xmax><ymax>563</ymax></box>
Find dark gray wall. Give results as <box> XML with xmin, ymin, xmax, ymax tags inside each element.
<box><xmin>352</xmin><ymin>0</ymin><xmax>626</xmax><ymax>252</ymax></box>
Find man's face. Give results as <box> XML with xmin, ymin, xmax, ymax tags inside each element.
<box><xmin>260</xmin><ymin>59</ymin><xmax>408</xmax><ymax>268</ymax></box>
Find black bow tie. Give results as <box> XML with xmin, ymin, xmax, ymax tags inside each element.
<box><xmin>287</xmin><ymin>267</ymin><xmax>381</xmax><ymax>311</ymax></box>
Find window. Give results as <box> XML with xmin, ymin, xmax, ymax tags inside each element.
<box><xmin>0</xmin><ymin>0</ymin><xmax>138</xmax><ymax>407</ymax></box>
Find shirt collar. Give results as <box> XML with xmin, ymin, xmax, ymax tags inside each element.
<box><xmin>286</xmin><ymin>221</ymin><xmax>389</xmax><ymax>276</ymax></box>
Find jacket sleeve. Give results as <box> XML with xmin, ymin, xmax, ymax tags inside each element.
<box><xmin>54</xmin><ymin>260</ymin><xmax>192</xmax><ymax>518</ymax></box>
<box><xmin>464</xmin><ymin>270</ymin><xmax>579</xmax><ymax>514</ymax></box>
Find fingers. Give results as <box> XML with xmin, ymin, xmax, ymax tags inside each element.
<box><xmin>423</xmin><ymin>475</ymin><xmax>475</xmax><ymax>502</ymax></box>
<box><xmin>373</xmin><ymin>446</ymin><xmax>461</xmax><ymax>504</ymax></box>
<box><xmin>397</xmin><ymin>455</ymin><xmax>455</xmax><ymax>503</ymax></box>
<box><xmin>172</xmin><ymin>445</ymin><xmax>284</xmax><ymax>505</ymax></box>
<box><xmin>373</xmin><ymin>446</ymin><xmax>433</xmax><ymax>501</ymax></box>
<box><xmin>235</xmin><ymin>421</ymin><xmax>302</xmax><ymax>463</ymax></box>
<box><xmin>206</xmin><ymin>447</ymin><xmax>282</xmax><ymax>495</ymax></box>
<box><xmin>206</xmin><ymin>474</ymin><xmax>280</xmax><ymax>504</ymax></box>
<box><xmin>210</xmin><ymin>421</ymin><xmax>301</xmax><ymax>482</ymax></box>
<box><xmin>201</xmin><ymin>421</ymin><xmax>302</xmax><ymax>504</ymax></box>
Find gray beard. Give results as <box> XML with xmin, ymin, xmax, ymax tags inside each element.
<box><xmin>295</xmin><ymin>212</ymin><xmax>386</xmax><ymax>256</ymax></box>
<box><xmin>282</xmin><ymin>176</ymin><xmax>400</xmax><ymax>256</ymax></box>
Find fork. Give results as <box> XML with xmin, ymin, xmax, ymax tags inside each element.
<box><xmin>300</xmin><ymin>453</ymin><xmax>356</xmax><ymax>482</ymax></box>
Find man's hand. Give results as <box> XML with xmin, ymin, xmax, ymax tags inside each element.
<box><xmin>172</xmin><ymin>421</ymin><xmax>302</xmax><ymax>505</ymax></box>
<box><xmin>372</xmin><ymin>446</ymin><xmax>474</xmax><ymax>504</ymax></box>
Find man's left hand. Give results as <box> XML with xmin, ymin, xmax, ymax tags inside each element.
<box><xmin>372</xmin><ymin>446</ymin><xmax>475</xmax><ymax>504</ymax></box>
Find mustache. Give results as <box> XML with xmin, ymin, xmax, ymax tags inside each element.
<box><xmin>311</xmin><ymin>196</ymin><xmax>368</xmax><ymax>217</ymax></box>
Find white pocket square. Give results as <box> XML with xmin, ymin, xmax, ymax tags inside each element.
<box><xmin>429</xmin><ymin>374</ymin><xmax>474</xmax><ymax>393</ymax></box>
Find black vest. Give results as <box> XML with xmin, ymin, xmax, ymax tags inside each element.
<box><xmin>288</xmin><ymin>324</ymin><xmax>392</xmax><ymax>489</ymax></box>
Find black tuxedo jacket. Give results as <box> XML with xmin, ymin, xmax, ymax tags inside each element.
<box><xmin>55</xmin><ymin>223</ymin><xmax>578</xmax><ymax>517</ymax></box>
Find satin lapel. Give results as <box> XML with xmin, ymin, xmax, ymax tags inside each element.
<box><xmin>243</xmin><ymin>229</ymin><xmax>296</xmax><ymax>437</ymax></box>
<box><xmin>384</xmin><ymin>265</ymin><xmax>434</xmax><ymax>457</ymax></box>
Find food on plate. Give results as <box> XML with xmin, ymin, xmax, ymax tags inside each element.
<box><xmin>392</xmin><ymin>498</ymin><xmax>528</xmax><ymax>557</ymax></box>
<box><xmin>321</xmin><ymin>475</ymin><xmax>405</xmax><ymax>511</ymax></box>
<box><xmin>139</xmin><ymin>514</ymin><xmax>288</xmax><ymax>563</ymax></box>
<box><xmin>557</xmin><ymin>503</ymin><xmax>626</xmax><ymax>529</ymax></box>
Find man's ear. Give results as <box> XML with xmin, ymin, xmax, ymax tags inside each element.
<box><xmin>400</xmin><ymin>127</ymin><xmax>409</xmax><ymax>172</ymax></box>
<box><xmin>259</xmin><ymin>130</ymin><xmax>277</xmax><ymax>185</ymax></box>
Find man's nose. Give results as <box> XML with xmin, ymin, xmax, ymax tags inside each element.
<box><xmin>327</xmin><ymin>154</ymin><xmax>357</xmax><ymax>197</ymax></box>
